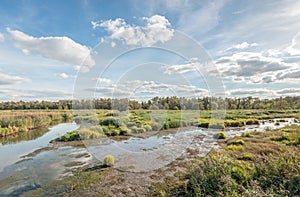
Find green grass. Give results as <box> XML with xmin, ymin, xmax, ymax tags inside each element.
<box><xmin>58</xmin><ymin>109</ymin><xmax>300</xmax><ymax>141</ymax></box>
<box><xmin>175</xmin><ymin>125</ymin><xmax>300</xmax><ymax>196</ymax></box>
<box><xmin>0</xmin><ymin>110</ymin><xmax>73</xmax><ymax>137</ymax></box>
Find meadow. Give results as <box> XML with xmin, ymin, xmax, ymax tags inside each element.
<box><xmin>56</xmin><ymin>109</ymin><xmax>300</xmax><ymax>141</ymax></box>
<box><xmin>0</xmin><ymin>110</ymin><xmax>73</xmax><ymax>138</ymax></box>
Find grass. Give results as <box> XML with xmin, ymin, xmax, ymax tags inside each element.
<box><xmin>172</xmin><ymin>125</ymin><xmax>300</xmax><ymax>196</ymax></box>
<box><xmin>17</xmin><ymin>112</ymin><xmax>300</xmax><ymax>196</ymax></box>
<box><xmin>51</xmin><ymin>109</ymin><xmax>300</xmax><ymax>141</ymax></box>
<box><xmin>0</xmin><ymin>110</ymin><xmax>73</xmax><ymax>137</ymax></box>
<box><xmin>214</xmin><ymin>131</ymin><xmax>226</xmax><ymax>139</ymax></box>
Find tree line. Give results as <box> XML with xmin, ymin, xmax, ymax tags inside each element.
<box><xmin>0</xmin><ymin>96</ymin><xmax>300</xmax><ymax>111</ymax></box>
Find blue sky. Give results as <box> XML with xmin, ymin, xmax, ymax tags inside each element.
<box><xmin>0</xmin><ymin>0</ymin><xmax>300</xmax><ymax>101</ymax></box>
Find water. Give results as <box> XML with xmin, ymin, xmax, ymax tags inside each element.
<box><xmin>0</xmin><ymin>122</ymin><xmax>79</xmax><ymax>171</ymax></box>
<box><xmin>0</xmin><ymin>118</ymin><xmax>297</xmax><ymax>196</ymax></box>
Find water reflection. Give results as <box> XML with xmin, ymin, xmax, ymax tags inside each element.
<box><xmin>0</xmin><ymin>127</ymin><xmax>49</xmax><ymax>145</ymax></box>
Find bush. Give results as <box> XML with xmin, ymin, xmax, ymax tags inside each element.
<box><xmin>130</xmin><ymin>126</ymin><xmax>138</xmax><ymax>133</ymax></box>
<box><xmin>197</xmin><ymin>122</ymin><xmax>209</xmax><ymax>128</ymax></box>
<box><xmin>136</xmin><ymin>127</ymin><xmax>146</xmax><ymax>133</ymax></box>
<box><xmin>143</xmin><ymin>124</ymin><xmax>152</xmax><ymax>132</ymax></box>
<box><xmin>58</xmin><ymin>130</ymin><xmax>80</xmax><ymax>142</ymax></box>
<box><xmin>163</xmin><ymin>122</ymin><xmax>170</xmax><ymax>130</ymax></box>
<box><xmin>150</xmin><ymin>122</ymin><xmax>160</xmax><ymax>131</ymax></box>
<box><xmin>168</xmin><ymin>121</ymin><xmax>181</xmax><ymax>128</ymax></box>
<box><xmin>110</xmin><ymin>129</ymin><xmax>120</xmax><ymax>136</ymax></box>
<box><xmin>210</xmin><ymin>122</ymin><xmax>225</xmax><ymax>129</ymax></box>
<box><xmin>242</xmin><ymin>132</ymin><xmax>253</xmax><ymax>138</ymax></box>
<box><xmin>214</xmin><ymin>132</ymin><xmax>226</xmax><ymax>139</ymax></box>
<box><xmin>105</xmin><ymin>111</ymin><xmax>119</xmax><ymax>116</ymax></box>
<box><xmin>246</xmin><ymin>119</ymin><xmax>260</xmax><ymax>125</ymax></box>
<box><xmin>229</xmin><ymin>139</ymin><xmax>245</xmax><ymax>146</ymax></box>
<box><xmin>103</xmin><ymin>155</ymin><xmax>115</xmax><ymax>167</ymax></box>
<box><xmin>227</xmin><ymin>145</ymin><xmax>244</xmax><ymax>152</ymax></box>
<box><xmin>119</xmin><ymin>127</ymin><xmax>131</xmax><ymax>135</ymax></box>
<box><xmin>225</xmin><ymin>120</ymin><xmax>245</xmax><ymax>127</ymax></box>
<box><xmin>79</xmin><ymin>128</ymin><xmax>102</xmax><ymax>140</ymax></box>
<box><xmin>100</xmin><ymin>117</ymin><xmax>121</xmax><ymax>127</ymax></box>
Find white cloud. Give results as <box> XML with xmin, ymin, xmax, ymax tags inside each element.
<box><xmin>216</xmin><ymin>52</ymin><xmax>294</xmax><ymax>83</ymax></box>
<box><xmin>7</xmin><ymin>29</ymin><xmax>95</xmax><ymax>69</ymax></box>
<box><xmin>285</xmin><ymin>31</ymin><xmax>300</xmax><ymax>56</ymax></box>
<box><xmin>56</xmin><ymin>73</ymin><xmax>75</xmax><ymax>79</ymax></box>
<box><xmin>92</xmin><ymin>15</ymin><xmax>174</xmax><ymax>46</ymax></box>
<box><xmin>95</xmin><ymin>77</ymin><xmax>112</xmax><ymax>84</ymax></box>
<box><xmin>276</xmin><ymin>88</ymin><xmax>300</xmax><ymax>95</ymax></box>
<box><xmin>276</xmin><ymin>69</ymin><xmax>300</xmax><ymax>81</ymax></box>
<box><xmin>225</xmin><ymin>42</ymin><xmax>258</xmax><ymax>51</ymax></box>
<box><xmin>0</xmin><ymin>33</ymin><xmax>4</xmax><ymax>42</ymax></box>
<box><xmin>0</xmin><ymin>73</ymin><xmax>30</xmax><ymax>85</ymax></box>
<box><xmin>0</xmin><ymin>88</ymin><xmax>72</xmax><ymax>101</ymax></box>
<box><xmin>89</xmin><ymin>79</ymin><xmax>209</xmax><ymax>98</ymax></box>
<box><xmin>227</xmin><ymin>88</ymin><xmax>275</xmax><ymax>97</ymax></box>
<box><xmin>164</xmin><ymin>63</ymin><xmax>198</xmax><ymax>75</ymax></box>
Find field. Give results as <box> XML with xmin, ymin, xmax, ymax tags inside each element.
<box><xmin>57</xmin><ymin>109</ymin><xmax>300</xmax><ymax>141</ymax></box>
<box><xmin>20</xmin><ymin>117</ymin><xmax>300</xmax><ymax>197</ymax></box>
<box><xmin>1</xmin><ymin>109</ymin><xmax>300</xmax><ymax>196</ymax></box>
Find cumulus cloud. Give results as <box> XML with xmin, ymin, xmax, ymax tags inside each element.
<box><xmin>277</xmin><ymin>70</ymin><xmax>300</xmax><ymax>80</ymax></box>
<box><xmin>0</xmin><ymin>73</ymin><xmax>30</xmax><ymax>85</ymax></box>
<box><xmin>56</xmin><ymin>73</ymin><xmax>75</xmax><ymax>79</ymax></box>
<box><xmin>95</xmin><ymin>77</ymin><xmax>112</xmax><ymax>84</ymax></box>
<box><xmin>276</xmin><ymin>88</ymin><xmax>300</xmax><ymax>95</ymax></box>
<box><xmin>227</xmin><ymin>87</ymin><xmax>300</xmax><ymax>97</ymax></box>
<box><xmin>7</xmin><ymin>29</ymin><xmax>95</xmax><ymax>70</ymax></box>
<box><xmin>285</xmin><ymin>31</ymin><xmax>300</xmax><ymax>56</ymax></box>
<box><xmin>225</xmin><ymin>42</ymin><xmax>258</xmax><ymax>51</ymax></box>
<box><xmin>89</xmin><ymin>79</ymin><xmax>209</xmax><ymax>98</ymax></box>
<box><xmin>92</xmin><ymin>15</ymin><xmax>174</xmax><ymax>46</ymax></box>
<box><xmin>164</xmin><ymin>62</ymin><xmax>198</xmax><ymax>75</ymax></box>
<box><xmin>215</xmin><ymin>52</ymin><xmax>295</xmax><ymax>83</ymax></box>
<box><xmin>0</xmin><ymin>88</ymin><xmax>72</xmax><ymax>101</ymax></box>
<box><xmin>0</xmin><ymin>33</ymin><xmax>4</xmax><ymax>42</ymax></box>
<box><xmin>227</xmin><ymin>88</ymin><xmax>275</xmax><ymax>97</ymax></box>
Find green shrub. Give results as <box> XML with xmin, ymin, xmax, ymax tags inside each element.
<box><xmin>163</xmin><ymin>122</ymin><xmax>170</xmax><ymax>130</ymax></box>
<box><xmin>240</xmin><ymin>154</ymin><xmax>254</xmax><ymax>161</ymax></box>
<box><xmin>130</xmin><ymin>126</ymin><xmax>138</xmax><ymax>133</ymax></box>
<box><xmin>227</xmin><ymin>144</ymin><xmax>244</xmax><ymax>152</ymax></box>
<box><xmin>143</xmin><ymin>124</ymin><xmax>152</xmax><ymax>132</ymax></box>
<box><xmin>105</xmin><ymin>111</ymin><xmax>119</xmax><ymax>116</ymax></box>
<box><xmin>150</xmin><ymin>122</ymin><xmax>160</xmax><ymax>131</ymax></box>
<box><xmin>225</xmin><ymin>120</ymin><xmax>245</xmax><ymax>127</ymax></box>
<box><xmin>58</xmin><ymin>130</ymin><xmax>80</xmax><ymax>142</ymax></box>
<box><xmin>168</xmin><ymin>121</ymin><xmax>181</xmax><ymax>128</ymax></box>
<box><xmin>197</xmin><ymin>122</ymin><xmax>209</xmax><ymax>128</ymax></box>
<box><xmin>229</xmin><ymin>139</ymin><xmax>245</xmax><ymax>146</ymax></box>
<box><xmin>210</xmin><ymin>122</ymin><xmax>225</xmax><ymax>129</ymax></box>
<box><xmin>136</xmin><ymin>127</ymin><xmax>146</xmax><ymax>133</ymax></box>
<box><xmin>119</xmin><ymin>127</ymin><xmax>131</xmax><ymax>135</ymax></box>
<box><xmin>214</xmin><ymin>132</ymin><xmax>226</xmax><ymax>139</ymax></box>
<box><xmin>79</xmin><ymin>128</ymin><xmax>102</xmax><ymax>140</ymax></box>
<box><xmin>246</xmin><ymin>119</ymin><xmax>260</xmax><ymax>125</ymax></box>
<box><xmin>110</xmin><ymin>129</ymin><xmax>120</xmax><ymax>136</ymax></box>
<box><xmin>242</xmin><ymin>132</ymin><xmax>253</xmax><ymax>137</ymax></box>
<box><xmin>103</xmin><ymin>155</ymin><xmax>115</xmax><ymax>167</ymax></box>
<box><xmin>100</xmin><ymin>117</ymin><xmax>121</xmax><ymax>127</ymax></box>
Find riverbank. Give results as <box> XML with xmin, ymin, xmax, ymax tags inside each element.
<box><xmin>19</xmin><ymin>122</ymin><xmax>300</xmax><ymax>196</ymax></box>
<box><xmin>0</xmin><ymin>110</ymin><xmax>73</xmax><ymax>138</ymax></box>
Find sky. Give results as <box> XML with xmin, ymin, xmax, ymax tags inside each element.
<box><xmin>0</xmin><ymin>0</ymin><xmax>300</xmax><ymax>101</ymax></box>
